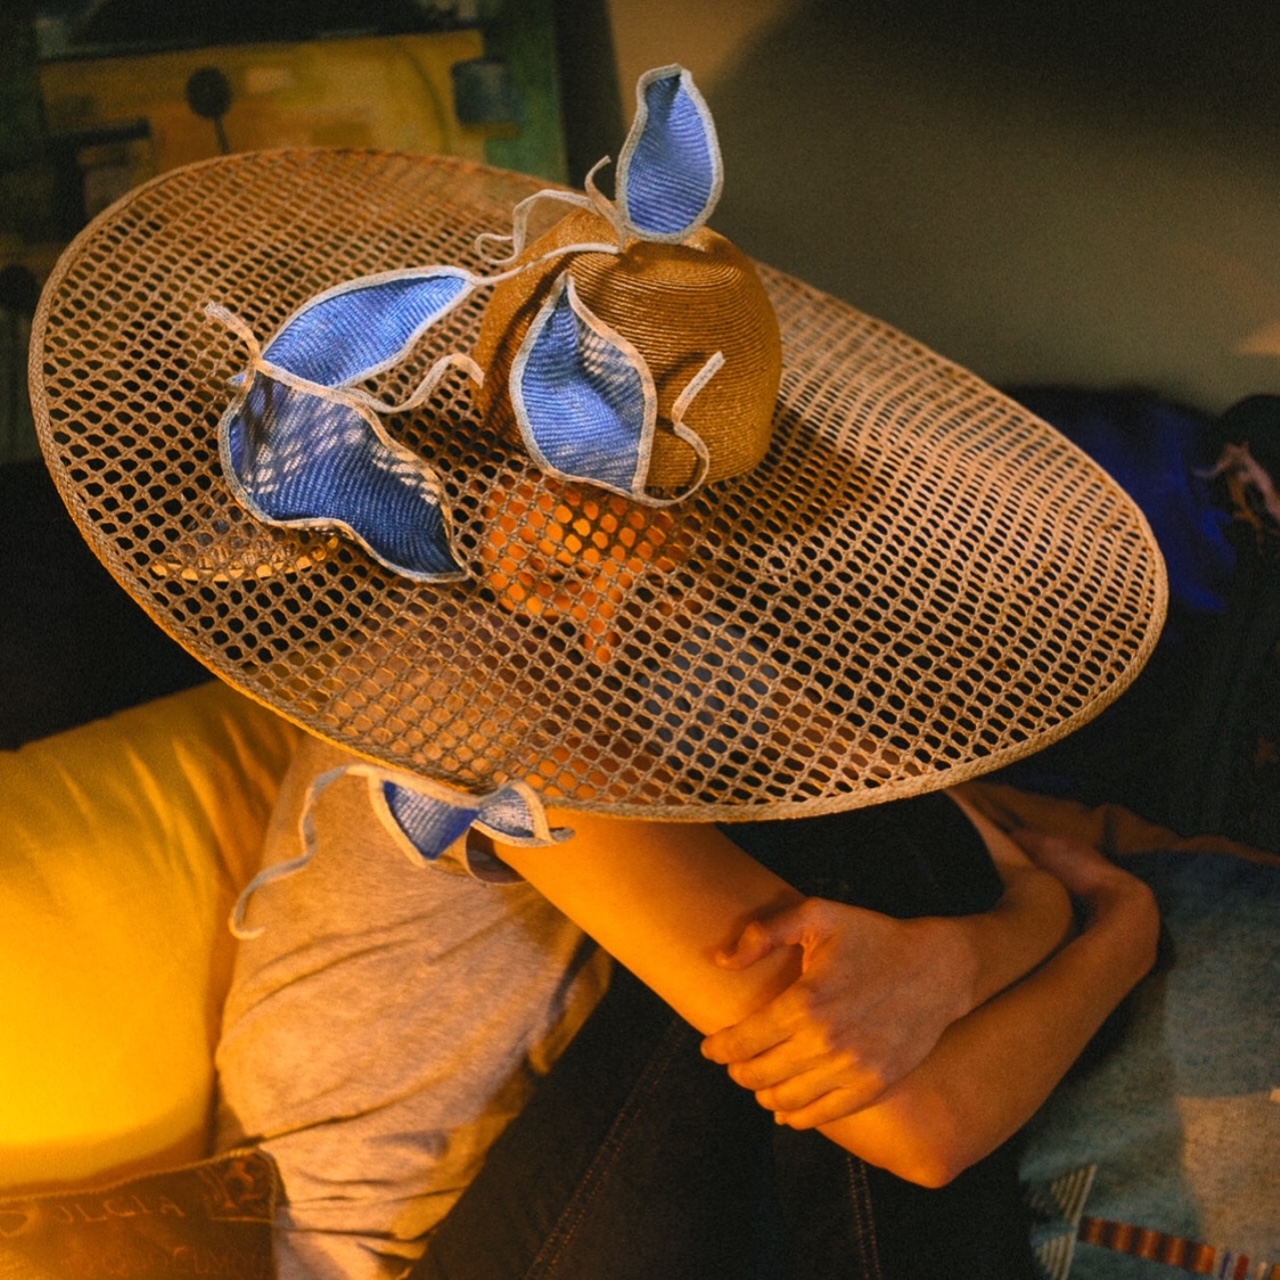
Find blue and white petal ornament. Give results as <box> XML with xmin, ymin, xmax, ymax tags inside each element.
<box><xmin>262</xmin><ymin>266</ymin><xmax>479</xmax><ymax>389</ymax></box>
<box><xmin>211</xmin><ymin>303</ymin><xmax>470</xmax><ymax>582</ymax></box>
<box><xmin>510</xmin><ymin>273</ymin><xmax>718</xmax><ymax>504</ymax></box>
<box><xmin>616</xmin><ymin>65</ymin><xmax>724</xmax><ymax>242</ymax></box>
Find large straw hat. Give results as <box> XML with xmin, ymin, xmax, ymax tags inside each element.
<box><xmin>29</xmin><ymin>71</ymin><xmax>1165</xmax><ymax>822</ymax></box>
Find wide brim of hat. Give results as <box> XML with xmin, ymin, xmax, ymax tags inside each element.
<box><xmin>31</xmin><ymin>149</ymin><xmax>1166</xmax><ymax>820</ymax></box>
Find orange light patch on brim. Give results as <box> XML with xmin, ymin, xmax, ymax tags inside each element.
<box><xmin>480</xmin><ymin>477</ymin><xmax>685</xmax><ymax>636</ymax></box>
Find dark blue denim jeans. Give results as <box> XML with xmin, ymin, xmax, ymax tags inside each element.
<box><xmin>413</xmin><ymin>793</ymin><xmax>1038</xmax><ymax>1279</ymax></box>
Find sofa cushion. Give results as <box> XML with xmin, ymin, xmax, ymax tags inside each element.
<box><xmin>0</xmin><ymin>682</ymin><xmax>299</xmax><ymax>1193</ymax></box>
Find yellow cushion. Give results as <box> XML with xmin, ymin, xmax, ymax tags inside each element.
<box><xmin>0</xmin><ymin>682</ymin><xmax>300</xmax><ymax>1193</ymax></box>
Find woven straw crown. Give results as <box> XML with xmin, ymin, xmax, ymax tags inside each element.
<box><xmin>474</xmin><ymin>206</ymin><xmax>781</xmax><ymax>490</ymax></box>
<box><xmin>30</xmin><ymin>143</ymin><xmax>1166</xmax><ymax>820</ymax></box>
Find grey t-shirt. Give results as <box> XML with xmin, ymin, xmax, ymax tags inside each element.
<box><xmin>215</xmin><ymin>734</ymin><xmax>611</xmax><ymax>1279</ymax></box>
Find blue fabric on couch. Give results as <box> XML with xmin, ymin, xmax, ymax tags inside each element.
<box><xmin>1020</xmin><ymin>848</ymin><xmax>1280</xmax><ymax>1279</ymax></box>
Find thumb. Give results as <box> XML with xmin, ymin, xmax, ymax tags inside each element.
<box><xmin>714</xmin><ymin>900</ymin><xmax>818</xmax><ymax>970</ymax></box>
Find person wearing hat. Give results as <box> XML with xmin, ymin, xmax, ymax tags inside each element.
<box><xmin>29</xmin><ymin>66</ymin><xmax>1163</xmax><ymax>1278</ymax></box>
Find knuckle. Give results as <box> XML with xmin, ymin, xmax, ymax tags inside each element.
<box><xmin>863</xmin><ymin>1062</ymin><xmax>892</xmax><ymax>1095</ymax></box>
<box><xmin>805</xmin><ymin>1016</ymin><xmax>846</xmax><ymax>1056</ymax></box>
<box><xmin>792</xmin><ymin>987</ymin><xmax>823</xmax><ymax>1020</ymax></box>
<box><xmin>816</xmin><ymin>1023</ymin><xmax>844</xmax><ymax>1054</ymax></box>
<box><xmin>832</xmin><ymin>1046</ymin><xmax>860</xmax><ymax>1075</ymax></box>
<box><xmin>714</xmin><ymin>1034</ymin><xmax>741</xmax><ymax>1060</ymax></box>
<box><xmin>758</xmin><ymin>1081</ymin><xmax>800</xmax><ymax>1112</ymax></box>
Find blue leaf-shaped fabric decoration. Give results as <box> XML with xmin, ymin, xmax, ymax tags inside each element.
<box><xmin>617</xmin><ymin>65</ymin><xmax>723</xmax><ymax>241</ymax></box>
<box><xmin>263</xmin><ymin>268</ymin><xmax>475</xmax><ymax>388</ymax></box>
<box><xmin>381</xmin><ymin>778</ymin><xmax>569</xmax><ymax>861</ymax></box>
<box><xmin>382</xmin><ymin>781</ymin><xmax>482</xmax><ymax>859</ymax></box>
<box><xmin>511</xmin><ymin>274</ymin><xmax>655</xmax><ymax>496</ymax></box>
<box><xmin>221</xmin><ymin>370</ymin><xmax>462</xmax><ymax>580</ymax></box>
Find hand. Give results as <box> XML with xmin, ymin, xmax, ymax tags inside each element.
<box><xmin>1009</xmin><ymin>829</ymin><xmax>1160</xmax><ymax>963</ymax></box>
<box><xmin>699</xmin><ymin>897</ymin><xmax>977</xmax><ymax>1129</ymax></box>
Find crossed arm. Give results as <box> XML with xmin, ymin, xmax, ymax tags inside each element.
<box><xmin>496</xmin><ymin>792</ymin><xmax>1159</xmax><ymax>1188</ymax></box>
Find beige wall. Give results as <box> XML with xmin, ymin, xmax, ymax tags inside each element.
<box><xmin>606</xmin><ymin>0</ymin><xmax>1280</xmax><ymax>414</ymax></box>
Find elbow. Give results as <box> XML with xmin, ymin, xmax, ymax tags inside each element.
<box><xmin>828</xmin><ymin>1090</ymin><xmax>989</xmax><ymax>1190</ymax></box>
<box><xmin>873</xmin><ymin>1138</ymin><xmax>973</xmax><ymax>1190</ymax></box>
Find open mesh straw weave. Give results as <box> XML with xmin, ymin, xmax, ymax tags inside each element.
<box><xmin>30</xmin><ymin>150</ymin><xmax>1167</xmax><ymax>819</ymax></box>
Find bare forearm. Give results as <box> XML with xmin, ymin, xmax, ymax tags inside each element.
<box><xmin>505</xmin><ymin>799</ymin><xmax>1067</xmax><ymax>1035</ymax></box>
<box><xmin>499</xmin><ymin>807</ymin><xmax>1154</xmax><ymax>1188</ymax></box>
<box><xmin>500</xmin><ymin>812</ymin><xmax>805</xmax><ymax>1031</ymax></box>
<box><xmin>819</xmin><ymin>864</ymin><xmax>1160</xmax><ymax>1185</ymax></box>
<box><xmin>945</xmin><ymin>793</ymin><xmax>1074</xmax><ymax>1009</ymax></box>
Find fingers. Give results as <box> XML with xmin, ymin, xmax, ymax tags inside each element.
<box><xmin>713</xmin><ymin>917</ymin><xmax>785</xmax><ymax>970</ymax></box>
<box><xmin>754</xmin><ymin>1053</ymin><xmax>882</xmax><ymax>1110</ymax></box>
<box><xmin>755</xmin><ymin>1061</ymin><xmax>891</xmax><ymax>1127</ymax></box>
<box><xmin>719</xmin><ymin>1035</ymin><xmax>829</xmax><ymax>1092</ymax></box>
<box><xmin>701</xmin><ymin>955</ymin><xmax>843</xmax><ymax>1064</ymax></box>
<box><xmin>713</xmin><ymin>898</ymin><xmax>827</xmax><ymax>970</ymax></box>
<box><xmin>701</xmin><ymin>996</ymin><xmax>798</xmax><ymax>1065</ymax></box>
<box><xmin>704</xmin><ymin>1010</ymin><xmax>899</xmax><ymax>1118</ymax></box>
<box><xmin>703</xmin><ymin>894</ymin><xmax>955</xmax><ymax>1129</ymax></box>
<box><xmin>772</xmin><ymin>1085</ymin><xmax>878</xmax><ymax>1131</ymax></box>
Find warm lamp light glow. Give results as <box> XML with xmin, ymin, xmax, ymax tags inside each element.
<box><xmin>0</xmin><ymin>685</ymin><xmax>298</xmax><ymax>1192</ymax></box>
